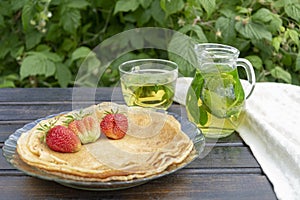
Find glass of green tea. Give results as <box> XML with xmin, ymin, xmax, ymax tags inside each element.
<box><xmin>119</xmin><ymin>59</ymin><xmax>178</xmax><ymax>110</ymax></box>
<box><xmin>186</xmin><ymin>43</ymin><xmax>255</xmax><ymax>138</ymax></box>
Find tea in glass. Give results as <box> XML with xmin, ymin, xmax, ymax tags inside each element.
<box><xmin>119</xmin><ymin>59</ymin><xmax>178</xmax><ymax>110</ymax></box>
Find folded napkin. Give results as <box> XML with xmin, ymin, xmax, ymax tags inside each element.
<box><xmin>174</xmin><ymin>77</ymin><xmax>300</xmax><ymax>200</ymax></box>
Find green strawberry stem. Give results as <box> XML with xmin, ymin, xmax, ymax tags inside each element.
<box><xmin>37</xmin><ymin>117</ymin><xmax>59</xmax><ymax>143</ymax></box>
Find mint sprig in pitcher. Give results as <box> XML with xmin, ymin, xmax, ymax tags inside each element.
<box><xmin>186</xmin><ymin>43</ymin><xmax>256</xmax><ymax>139</ymax></box>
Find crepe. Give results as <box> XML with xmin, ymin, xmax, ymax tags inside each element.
<box><xmin>16</xmin><ymin>102</ymin><xmax>195</xmax><ymax>182</ymax></box>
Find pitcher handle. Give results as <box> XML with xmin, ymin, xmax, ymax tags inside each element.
<box><xmin>237</xmin><ymin>58</ymin><xmax>256</xmax><ymax>99</ymax></box>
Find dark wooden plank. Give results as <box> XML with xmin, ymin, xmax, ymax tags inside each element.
<box><xmin>190</xmin><ymin>146</ymin><xmax>260</xmax><ymax>169</ymax></box>
<box><xmin>0</xmin><ymin>102</ymin><xmax>182</xmax><ymax>121</ymax></box>
<box><xmin>0</xmin><ymin>88</ymin><xmax>71</xmax><ymax>102</ymax></box>
<box><xmin>0</xmin><ymin>88</ymin><xmax>123</xmax><ymax>102</ymax></box>
<box><xmin>0</xmin><ymin>174</ymin><xmax>276</xmax><ymax>199</ymax></box>
<box><xmin>0</xmin><ymin>123</ymin><xmax>26</xmax><ymax>142</ymax></box>
<box><xmin>0</xmin><ymin>149</ymin><xmax>13</xmax><ymax>169</ymax></box>
<box><xmin>0</xmin><ymin>102</ymin><xmax>124</xmax><ymax>121</ymax></box>
<box><xmin>0</xmin><ymin>104</ymin><xmax>74</xmax><ymax>121</ymax></box>
<box><xmin>206</xmin><ymin>133</ymin><xmax>245</xmax><ymax>146</ymax></box>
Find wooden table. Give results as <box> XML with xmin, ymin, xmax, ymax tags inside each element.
<box><xmin>0</xmin><ymin>88</ymin><xmax>277</xmax><ymax>199</ymax></box>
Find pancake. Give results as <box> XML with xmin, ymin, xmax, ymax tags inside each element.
<box><xmin>16</xmin><ymin>102</ymin><xmax>195</xmax><ymax>182</ymax></box>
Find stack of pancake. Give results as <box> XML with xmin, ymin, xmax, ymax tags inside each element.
<box><xmin>16</xmin><ymin>102</ymin><xmax>195</xmax><ymax>182</ymax></box>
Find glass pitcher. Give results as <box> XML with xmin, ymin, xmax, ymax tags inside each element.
<box><xmin>186</xmin><ymin>43</ymin><xmax>256</xmax><ymax>138</ymax></box>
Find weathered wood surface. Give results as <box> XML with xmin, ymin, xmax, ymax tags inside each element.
<box><xmin>0</xmin><ymin>88</ymin><xmax>277</xmax><ymax>199</ymax></box>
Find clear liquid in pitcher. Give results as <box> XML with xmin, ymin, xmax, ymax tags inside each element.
<box><xmin>186</xmin><ymin>65</ymin><xmax>245</xmax><ymax>138</ymax></box>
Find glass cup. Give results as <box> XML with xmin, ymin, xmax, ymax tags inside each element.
<box><xmin>119</xmin><ymin>59</ymin><xmax>178</xmax><ymax>110</ymax></box>
<box><xmin>186</xmin><ymin>43</ymin><xmax>256</xmax><ymax>138</ymax></box>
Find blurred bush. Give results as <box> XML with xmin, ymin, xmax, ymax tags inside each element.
<box><xmin>0</xmin><ymin>0</ymin><xmax>299</xmax><ymax>87</ymax></box>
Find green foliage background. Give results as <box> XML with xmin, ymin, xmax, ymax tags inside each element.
<box><xmin>0</xmin><ymin>0</ymin><xmax>299</xmax><ymax>88</ymax></box>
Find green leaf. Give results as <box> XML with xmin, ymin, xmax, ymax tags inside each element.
<box><xmin>42</xmin><ymin>51</ymin><xmax>63</xmax><ymax>62</ymax></box>
<box><xmin>245</xmin><ymin>55</ymin><xmax>263</xmax><ymax>70</ymax></box>
<box><xmin>286</xmin><ymin>29</ymin><xmax>299</xmax><ymax>47</ymax></box>
<box><xmin>251</xmin><ymin>40</ymin><xmax>273</xmax><ymax>57</ymax></box>
<box><xmin>109</xmin><ymin>52</ymin><xmax>146</xmax><ymax>72</ymax></box>
<box><xmin>235</xmin><ymin>21</ymin><xmax>272</xmax><ymax>41</ymax></box>
<box><xmin>219</xmin><ymin>8</ymin><xmax>236</xmax><ymax>18</ymax></box>
<box><xmin>160</xmin><ymin>0</ymin><xmax>184</xmax><ymax>16</ymax></box>
<box><xmin>0</xmin><ymin>1</ymin><xmax>11</xmax><ymax>16</ymax></box>
<box><xmin>272</xmin><ymin>37</ymin><xmax>282</xmax><ymax>52</ymax></box>
<box><xmin>296</xmin><ymin>52</ymin><xmax>300</xmax><ymax>71</ymax></box>
<box><xmin>0</xmin><ymin>42</ymin><xmax>10</xmax><ymax>59</ymax></box>
<box><xmin>0</xmin><ymin>15</ymin><xmax>4</xmax><ymax>28</ymax></box>
<box><xmin>236</xmin><ymin>6</ymin><xmax>250</xmax><ymax>14</ymax></box>
<box><xmin>65</xmin><ymin>0</ymin><xmax>90</xmax><ymax>9</ymax></box>
<box><xmin>36</xmin><ymin>44</ymin><xmax>51</xmax><ymax>52</ymax></box>
<box><xmin>198</xmin><ymin>0</ymin><xmax>216</xmax><ymax>18</ymax></box>
<box><xmin>233</xmin><ymin>38</ymin><xmax>250</xmax><ymax>52</ymax></box>
<box><xmin>85</xmin><ymin>54</ymin><xmax>101</xmax><ymax>72</ymax></box>
<box><xmin>168</xmin><ymin>25</ymin><xmax>207</xmax><ymax>76</ymax></box>
<box><xmin>183</xmin><ymin>0</ymin><xmax>202</xmax><ymax>19</ymax></box>
<box><xmin>252</xmin><ymin>8</ymin><xmax>282</xmax><ymax>34</ymax></box>
<box><xmin>55</xmin><ymin>63</ymin><xmax>71</xmax><ymax>88</ymax></box>
<box><xmin>72</xmin><ymin>46</ymin><xmax>100</xmax><ymax>78</ymax></box>
<box><xmin>61</xmin><ymin>38</ymin><xmax>77</xmax><ymax>52</ymax></box>
<box><xmin>0</xmin><ymin>34</ymin><xmax>20</xmax><ymax>59</ymax></box>
<box><xmin>11</xmin><ymin>0</ymin><xmax>25</xmax><ymax>11</ymax></box>
<box><xmin>25</xmin><ymin>30</ymin><xmax>44</xmax><ymax>50</ymax></box>
<box><xmin>20</xmin><ymin>52</ymin><xmax>56</xmax><ymax>79</ymax></box>
<box><xmin>45</xmin><ymin>24</ymin><xmax>62</xmax><ymax>42</ymax></box>
<box><xmin>268</xmin><ymin>16</ymin><xmax>282</xmax><ymax>34</ymax></box>
<box><xmin>185</xmin><ymin>87</ymin><xmax>200</xmax><ymax>124</ymax></box>
<box><xmin>0</xmin><ymin>81</ymin><xmax>15</xmax><ymax>88</ymax></box>
<box><xmin>185</xmin><ymin>71</ymin><xmax>207</xmax><ymax>125</ymax></box>
<box><xmin>129</xmin><ymin>33</ymin><xmax>144</xmax><ymax>49</ymax></box>
<box><xmin>123</xmin><ymin>13</ymin><xmax>137</xmax><ymax>23</ymax></box>
<box><xmin>0</xmin><ymin>74</ymin><xmax>18</xmax><ymax>88</ymax></box>
<box><xmin>137</xmin><ymin>9</ymin><xmax>152</xmax><ymax>26</ymax></box>
<box><xmin>168</xmin><ymin>31</ymin><xmax>199</xmax><ymax>77</ymax></box>
<box><xmin>282</xmin><ymin>53</ymin><xmax>292</xmax><ymax>66</ymax></box>
<box><xmin>10</xmin><ymin>46</ymin><xmax>24</xmax><ymax>59</ymax></box>
<box><xmin>179</xmin><ymin>25</ymin><xmax>208</xmax><ymax>42</ymax></box>
<box><xmin>215</xmin><ymin>17</ymin><xmax>236</xmax><ymax>43</ymax></box>
<box><xmin>92</xmin><ymin>0</ymin><xmax>115</xmax><ymax>9</ymax></box>
<box><xmin>150</xmin><ymin>0</ymin><xmax>166</xmax><ymax>26</ymax></box>
<box><xmin>252</xmin><ymin>8</ymin><xmax>273</xmax><ymax>22</ymax></box>
<box><xmin>273</xmin><ymin>0</ymin><xmax>285</xmax><ymax>8</ymax></box>
<box><xmin>60</xmin><ymin>8</ymin><xmax>81</xmax><ymax>33</ymax></box>
<box><xmin>139</xmin><ymin>0</ymin><xmax>152</xmax><ymax>9</ymax></box>
<box><xmin>21</xmin><ymin>1</ymin><xmax>34</xmax><ymax>32</ymax></box>
<box><xmin>71</xmin><ymin>47</ymin><xmax>92</xmax><ymax>61</ymax></box>
<box><xmin>114</xmin><ymin>0</ymin><xmax>140</xmax><ymax>14</ymax></box>
<box><xmin>270</xmin><ymin>66</ymin><xmax>292</xmax><ymax>83</ymax></box>
<box><xmin>285</xmin><ymin>3</ymin><xmax>300</xmax><ymax>22</ymax></box>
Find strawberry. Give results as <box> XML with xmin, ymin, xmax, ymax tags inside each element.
<box><xmin>46</xmin><ymin>125</ymin><xmax>81</xmax><ymax>153</ymax></box>
<box><xmin>100</xmin><ymin>111</ymin><xmax>128</xmax><ymax>140</ymax></box>
<box><xmin>68</xmin><ymin>115</ymin><xmax>101</xmax><ymax>144</ymax></box>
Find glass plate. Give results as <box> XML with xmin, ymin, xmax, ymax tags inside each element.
<box><xmin>2</xmin><ymin>112</ymin><xmax>205</xmax><ymax>191</ymax></box>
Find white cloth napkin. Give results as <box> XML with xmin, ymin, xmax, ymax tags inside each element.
<box><xmin>174</xmin><ymin>77</ymin><xmax>300</xmax><ymax>200</ymax></box>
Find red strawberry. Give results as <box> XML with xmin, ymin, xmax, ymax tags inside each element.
<box><xmin>100</xmin><ymin>112</ymin><xmax>128</xmax><ymax>140</ymax></box>
<box><xmin>46</xmin><ymin>125</ymin><xmax>81</xmax><ymax>153</ymax></box>
<box><xmin>68</xmin><ymin>115</ymin><xmax>101</xmax><ymax>144</ymax></box>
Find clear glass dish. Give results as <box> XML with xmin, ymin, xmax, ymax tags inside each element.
<box><xmin>2</xmin><ymin>111</ymin><xmax>205</xmax><ymax>191</ymax></box>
